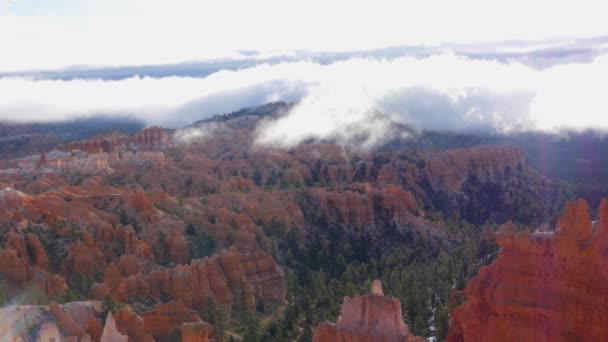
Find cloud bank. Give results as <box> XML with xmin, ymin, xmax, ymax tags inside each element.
<box><xmin>255</xmin><ymin>53</ymin><xmax>608</xmax><ymax>147</ymax></box>
<box><xmin>2</xmin><ymin>53</ymin><xmax>608</xmax><ymax>148</ymax></box>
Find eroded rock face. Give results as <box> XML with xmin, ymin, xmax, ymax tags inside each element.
<box><xmin>181</xmin><ymin>321</ymin><xmax>214</xmax><ymax>342</ymax></box>
<box><xmin>65</xmin><ymin>127</ymin><xmax>172</xmax><ymax>154</ymax></box>
<box><xmin>448</xmin><ymin>198</ymin><xmax>608</xmax><ymax>342</ymax></box>
<box><xmin>49</xmin><ymin>302</ymin><xmax>85</xmax><ymax>337</ymax></box>
<box><xmin>313</xmin><ymin>280</ymin><xmax>424</xmax><ymax>342</ymax></box>
<box><xmin>424</xmin><ymin>145</ymin><xmax>524</xmax><ymax>192</ymax></box>
<box><xmin>94</xmin><ymin>247</ymin><xmax>286</xmax><ymax>314</ymax></box>
<box><xmin>142</xmin><ymin>301</ymin><xmax>201</xmax><ymax>340</ymax></box>
<box><xmin>63</xmin><ymin>232</ymin><xmax>107</xmax><ymax>276</ymax></box>
<box><xmin>309</xmin><ymin>185</ymin><xmax>420</xmax><ymax>234</ymax></box>
<box><xmin>113</xmin><ymin>307</ymin><xmax>155</xmax><ymax>342</ymax></box>
<box><xmin>132</xmin><ymin>127</ymin><xmax>172</xmax><ymax>149</ymax></box>
<box><xmin>301</xmin><ymin>185</ymin><xmax>449</xmax><ymax>250</ymax></box>
<box><xmin>86</xmin><ymin>315</ymin><xmax>103</xmax><ymax>342</ymax></box>
<box><xmin>167</xmin><ymin>231</ymin><xmax>189</xmax><ymax>265</ymax></box>
<box><xmin>0</xmin><ymin>231</ymin><xmax>67</xmax><ymax>297</ymax></box>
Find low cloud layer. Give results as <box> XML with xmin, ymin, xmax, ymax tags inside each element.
<box><xmin>2</xmin><ymin>53</ymin><xmax>608</xmax><ymax>148</ymax></box>
<box><xmin>254</xmin><ymin>53</ymin><xmax>608</xmax><ymax>148</ymax></box>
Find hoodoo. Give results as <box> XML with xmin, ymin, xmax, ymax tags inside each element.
<box><xmin>313</xmin><ymin>280</ymin><xmax>425</xmax><ymax>342</ymax></box>
<box><xmin>448</xmin><ymin>198</ymin><xmax>608</xmax><ymax>342</ymax></box>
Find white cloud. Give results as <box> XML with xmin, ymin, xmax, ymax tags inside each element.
<box><xmin>2</xmin><ymin>53</ymin><xmax>608</xmax><ymax>148</ymax></box>
<box><xmin>1</xmin><ymin>0</ymin><xmax>608</xmax><ymax>71</ymax></box>
<box><xmin>0</xmin><ymin>62</ymin><xmax>318</xmax><ymax>126</ymax></box>
<box><xmin>254</xmin><ymin>53</ymin><xmax>608</xmax><ymax>148</ymax></box>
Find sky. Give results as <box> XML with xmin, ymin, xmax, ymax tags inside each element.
<box><xmin>2</xmin><ymin>0</ymin><xmax>608</xmax><ymax>71</ymax></box>
<box><xmin>1</xmin><ymin>0</ymin><xmax>608</xmax><ymax>146</ymax></box>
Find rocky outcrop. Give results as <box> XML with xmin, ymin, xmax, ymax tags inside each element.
<box><xmin>124</xmin><ymin>225</ymin><xmax>152</xmax><ymax>258</ymax></box>
<box><xmin>200</xmin><ymin>191</ymin><xmax>305</xmax><ymax>233</ymax></box>
<box><xmin>114</xmin><ymin>307</ymin><xmax>155</xmax><ymax>342</ymax></box>
<box><xmin>101</xmin><ymin>312</ymin><xmax>129</xmax><ymax>342</ymax></box>
<box><xmin>201</xmin><ymin>207</ymin><xmax>262</xmax><ymax>251</ymax></box>
<box><xmin>32</xmin><ymin>272</ymin><xmax>69</xmax><ymax>298</ymax></box>
<box><xmin>63</xmin><ymin>232</ymin><xmax>107</xmax><ymax>276</ymax></box>
<box><xmin>49</xmin><ymin>302</ymin><xmax>85</xmax><ymax>337</ymax></box>
<box><xmin>1</xmin><ymin>232</ymin><xmax>49</xmax><ymax>271</ymax></box>
<box><xmin>132</xmin><ymin>127</ymin><xmax>172</xmax><ymax>149</ymax></box>
<box><xmin>0</xmin><ymin>232</ymin><xmax>67</xmax><ymax>297</ymax></box>
<box><xmin>302</xmin><ymin>185</ymin><xmax>449</xmax><ymax>249</ymax></box>
<box><xmin>65</xmin><ymin>136</ymin><xmax>122</xmax><ymax>154</ymax></box>
<box><xmin>424</xmin><ymin>145</ymin><xmax>524</xmax><ymax>192</ymax></box>
<box><xmin>26</xmin><ymin>233</ymin><xmax>49</xmax><ymax>269</ymax></box>
<box><xmin>0</xmin><ymin>187</ymin><xmax>31</xmax><ymax>218</ymax></box>
<box><xmin>448</xmin><ymin>198</ymin><xmax>608</xmax><ymax>342</ymax></box>
<box><xmin>96</xmin><ymin>247</ymin><xmax>286</xmax><ymax>313</ymax></box>
<box><xmin>127</xmin><ymin>192</ymin><xmax>161</xmax><ymax>225</ymax></box>
<box><xmin>313</xmin><ymin>280</ymin><xmax>425</xmax><ymax>342</ymax></box>
<box><xmin>309</xmin><ymin>185</ymin><xmax>420</xmax><ymax>234</ymax></box>
<box><xmin>86</xmin><ymin>315</ymin><xmax>103</xmax><ymax>342</ymax></box>
<box><xmin>0</xmin><ymin>247</ymin><xmax>30</xmax><ymax>282</ymax></box>
<box><xmin>64</xmin><ymin>127</ymin><xmax>171</xmax><ymax>154</ymax></box>
<box><xmin>181</xmin><ymin>321</ymin><xmax>214</xmax><ymax>342</ymax></box>
<box><xmin>142</xmin><ymin>301</ymin><xmax>201</xmax><ymax>340</ymax></box>
<box><xmin>95</xmin><ymin>223</ymin><xmax>155</xmax><ymax>266</ymax></box>
<box><xmin>312</xmin><ymin>188</ymin><xmax>374</xmax><ymax>232</ymax></box>
<box><xmin>167</xmin><ymin>231</ymin><xmax>189</xmax><ymax>265</ymax></box>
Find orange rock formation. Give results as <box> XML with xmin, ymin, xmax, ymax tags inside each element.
<box><xmin>142</xmin><ymin>301</ymin><xmax>202</xmax><ymax>340</ymax></box>
<box><xmin>113</xmin><ymin>307</ymin><xmax>155</xmax><ymax>342</ymax></box>
<box><xmin>181</xmin><ymin>321</ymin><xmax>214</xmax><ymax>342</ymax></box>
<box><xmin>424</xmin><ymin>145</ymin><xmax>524</xmax><ymax>191</ymax></box>
<box><xmin>93</xmin><ymin>247</ymin><xmax>286</xmax><ymax>313</ymax></box>
<box><xmin>0</xmin><ymin>232</ymin><xmax>67</xmax><ymax>297</ymax></box>
<box><xmin>313</xmin><ymin>280</ymin><xmax>425</xmax><ymax>342</ymax></box>
<box><xmin>448</xmin><ymin>198</ymin><xmax>608</xmax><ymax>342</ymax></box>
<box><xmin>65</xmin><ymin>127</ymin><xmax>172</xmax><ymax>154</ymax></box>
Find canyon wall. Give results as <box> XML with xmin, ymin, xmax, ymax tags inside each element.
<box><xmin>448</xmin><ymin>198</ymin><xmax>608</xmax><ymax>342</ymax></box>
<box><xmin>424</xmin><ymin>145</ymin><xmax>524</xmax><ymax>192</ymax></box>
<box><xmin>64</xmin><ymin>127</ymin><xmax>172</xmax><ymax>154</ymax></box>
<box><xmin>93</xmin><ymin>247</ymin><xmax>286</xmax><ymax>313</ymax></box>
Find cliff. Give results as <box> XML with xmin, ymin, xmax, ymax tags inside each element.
<box><xmin>448</xmin><ymin>198</ymin><xmax>608</xmax><ymax>342</ymax></box>
<box><xmin>302</xmin><ymin>185</ymin><xmax>448</xmax><ymax>249</ymax></box>
<box><xmin>313</xmin><ymin>280</ymin><xmax>425</xmax><ymax>342</ymax></box>
<box><xmin>64</xmin><ymin>127</ymin><xmax>172</xmax><ymax>154</ymax></box>
<box><xmin>142</xmin><ymin>301</ymin><xmax>202</xmax><ymax>340</ymax></box>
<box><xmin>93</xmin><ymin>247</ymin><xmax>286</xmax><ymax>313</ymax></box>
<box><xmin>0</xmin><ymin>231</ymin><xmax>67</xmax><ymax>297</ymax></box>
<box><xmin>181</xmin><ymin>321</ymin><xmax>214</xmax><ymax>342</ymax></box>
<box><xmin>424</xmin><ymin>145</ymin><xmax>524</xmax><ymax>192</ymax></box>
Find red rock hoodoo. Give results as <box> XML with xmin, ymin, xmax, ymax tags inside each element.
<box><xmin>448</xmin><ymin>198</ymin><xmax>608</xmax><ymax>342</ymax></box>
<box><xmin>313</xmin><ymin>280</ymin><xmax>425</xmax><ymax>342</ymax></box>
<box><xmin>142</xmin><ymin>301</ymin><xmax>202</xmax><ymax>340</ymax></box>
<box><xmin>181</xmin><ymin>321</ymin><xmax>214</xmax><ymax>342</ymax></box>
<box><xmin>94</xmin><ymin>247</ymin><xmax>286</xmax><ymax>313</ymax></box>
<box><xmin>64</xmin><ymin>127</ymin><xmax>172</xmax><ymax>154</ymax></box>
<box><xmin>0</xmin><ymin>232</ymin><xmax>67</xmax><ymax>297</ymax></box>
<box><xmin>113</xmin><ymin>307</ymin><xmax>155</xmax><ymax>342</ymax></box>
